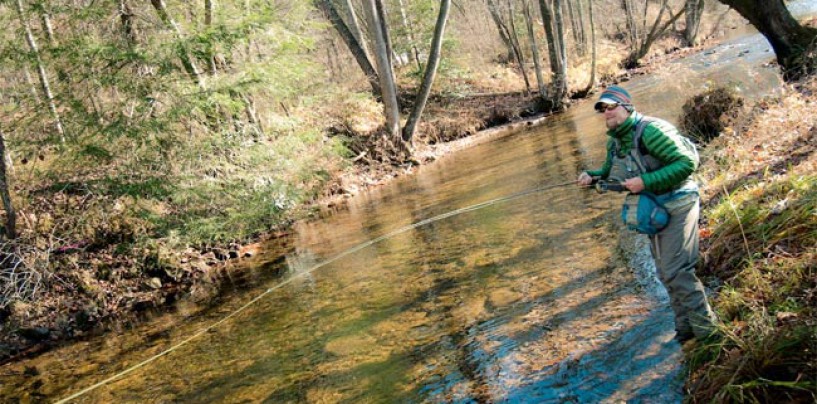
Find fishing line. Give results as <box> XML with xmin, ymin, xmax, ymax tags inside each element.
<box><xmin>56</xmin><ymin>179</ymin><xmax>579</xmax><ymax>403</ymax></box>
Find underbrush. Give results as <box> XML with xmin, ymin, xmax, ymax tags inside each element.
<box><xmin>0</xmin><ymin>90</ymin><xmax>352</xmax><ymax>344</ymax></box>
<box><xmin>688</xmin><ymin>80</ymin><xmax>817</xmax><ymax>402</ymax></box>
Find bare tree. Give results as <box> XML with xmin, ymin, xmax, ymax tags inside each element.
<box><xmin>717</xmin><ymin>0</ymin><xmax>817</xmax><ymax>80</ymax></box>
<box><xmin>579</xmin><ymin>0</ymin><xmax>597</xmax><ymax>96</ymax></box>
<box><xmin>403</xmin><ymin>0</ymin><xmax>452</xmax><ymax>141</ymax></box>
<box><xmin>621</xmin><ymin>0</ymin><xmax>639</xmax><ymax>47</ymax></box>
<box><xmin>15</xmin><ymin>0</ymin><xmax>65</xmax><ymax>141</ymax></box>
<box><xmin>487</xmin><ymin>0</ymin><xmax>531</xmax><ymax>92</ymax></box>
<box><xmin>575</xmin><ymin>0</ymin><xmax>587</xmax><ymax>55</ymax></box>
<box><xmin>623</xmin><ymin>0</ymin><xmax>685</xmax><ymax>68</ymax></box>
<box><xmin>523</xmin><ymin>0</ymin><xmax>547</xmax><ymax>98</ymax></box>
<box><xmin>565</xmin><ymin>0</ymin><xmax>583</xmax><ymax>56</ymax></box>
<box><xmin>486</xmin><ymin>0</ymin><xmax>516</xmax><ymax>62</ymax></box>
<box><xmin>506</xmin><ymin>0</ymin><xmax>532</xmax><ymax>93</ymax></box>
<box><xmin>315</xmin><ymin>0</ymin><xmax>382</xmax><ymax>98</ymax></box>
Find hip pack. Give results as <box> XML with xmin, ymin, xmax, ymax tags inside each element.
<box><xmin>622</xmin><ymin>192</ymin><xmax>669</xmax><ymax>235</ymax></box>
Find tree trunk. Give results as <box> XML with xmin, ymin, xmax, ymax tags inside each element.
<box><xmin>205</xmin><ymin>0</ymin><xmax>218</xmax><ymax>75</ymax></box>
<box><xmin>581</xmin><ymin>0</ymin><xmax>597</xmax><ymax>95</ymax></box>
<box><xmin>621</xmin><ymin>0</ymin><xmax>639</xmax><ymax>48</ymax></box>
<box><xmin>624</xmin><ymin>1</ymin><xmax>684</xmax><ymax>67</ymax></box>
<box><xmin>240</xmin><ymin>93</ymin><xmax>264</xmax><ymax>136</ymax></box>
<box><xmin>363</xmin><ymin>0</ymin><xmax>401</xmax><ymax>140</ymax></box>
<box><xmin>396</xmin><ymin>0</ymin><xmax>422</xmax><ymax>70</ymax></box>
<box><xmin>684</xmin><ymin>0</ymin><xmax>704</xmax><ymax>46</ymax></box>
<box><xmin>15</xmin><ymin>0</ymin><xmax>65</xmax><ymax>141</ymax></box>
<box><xmin>538</xmin><ymin>0</ymin><xmax>558</xmax><ymax>74</ymax></box>
<box><xmin>486</xmin><ymin>0</ymin><xmax>516</xmax><ymax>63</ymax></box>
<box><xmin>39</xmin><ymin>9</ymin><xmax>56</xmax><ymax>46</ymax></box>
<box><xmin>576</xmin><ymin>0</ymin><xmax>587</xmax><ymax>55</ymax></box>
<box><xmin>538</xmin><ymin>0</ymin><xmax>564</xmax><ymax>106</ymax></box>
<box><xmin>150</xmin><ymin>0</ymin><xmax>206</xmax><ymax>89</ymax></box>
<box><xmin>523</xmin><ymin>0</ymin><xmax>547</xmax><ymax>98</ymax></box>
<box><xmin>565</xmin><ymin>0</ymin><xmax>581</xmax><ymax>55</ymax></box>
<box><xmin>374</xmin><ymin>0</ymin><xmax>396</xmax><ymax>70</ymax></box>
<box><xmin>402</xmin><ymin>0</ymin><xmax>451</xmax><ymax>142</ymax></box>
<box><xmin>507</xmin><ymin>0</ymin><xmax>532</xmax><ymax>93</ymax></box>
<box><xmin>0</xmin><ymin>125</ymin><xmax>16</xmax><ymax>240</ymax></box>
<box><xmin>553</xmin><ymin>0</ymin><xmax>568</xmax><ymax>100</ymax></box>
<box><xmin>717</xmin><ymin>0</ymin><xmax>817</xmax><ymax>81</ymax></box>
<box><xmin>119</xmin><ymin>0</ymin><xmax>139</xmax><ymax>45</ymax></box>
<box><xmin>339</xmin><ymin>0</ymin><xmax>370</xmax><ymax>61</ymax></box>
<box><xmin>315</xmin><ymin>0</ymin><xmax>382</xmax><ymax>98</ymax></box>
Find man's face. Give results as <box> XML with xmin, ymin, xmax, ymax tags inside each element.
<box><xmin>597</xmin><ymin>103</ymin><xmax>630</xmax><ymax>129</ymax></box>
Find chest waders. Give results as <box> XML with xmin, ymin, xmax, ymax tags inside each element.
<box><xmin>609</xmin><ymin>118</ymin><xmax>717</xmax><ymax>341</ymax></box>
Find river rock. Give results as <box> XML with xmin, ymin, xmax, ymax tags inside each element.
<box><xmin>147</xmin><ymin>277</ymin><xmax>162</xmax><ymax>289</ymax></box>
<box><xmin>489</xmin><ymin>288</ymin><xmax>522</xmax><ymax>307</ymax></box>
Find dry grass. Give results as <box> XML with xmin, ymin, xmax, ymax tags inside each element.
<box><xmin>687</xmin><ymin>78</ymin><xmax>817</xmax><ymax>403</ymax></box>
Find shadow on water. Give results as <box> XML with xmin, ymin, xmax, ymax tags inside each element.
<box><xmin>138</xmin><ymin>192</ymin><xmax>659</xmax><ymax>402</ymax></box>
<box><xmin>163</xmin><ymin>251</ymin><xmax>647</xmax><ymax>403</ymax></box>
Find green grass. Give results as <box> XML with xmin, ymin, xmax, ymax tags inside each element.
<box><xmin>690</xmin><ymin>174</ymin><xmax>817</xmax><ymax>403</ymax></box>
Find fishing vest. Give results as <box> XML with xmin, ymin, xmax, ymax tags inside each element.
<box><xmin>608</xmin><ymin>116</ymin><xmax>698</xmax><ymax>195</ymax></box>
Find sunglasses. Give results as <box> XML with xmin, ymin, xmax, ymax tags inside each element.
<box><xmin>595</xmin><ymin>103</ymin><xmax>620</xmax><ymax>113</ymax></box>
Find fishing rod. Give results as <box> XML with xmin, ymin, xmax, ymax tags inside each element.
<box><xmin>55</xmin><ymin>177</ymin><xmax>595</xmax><ymax>403</ymax></box>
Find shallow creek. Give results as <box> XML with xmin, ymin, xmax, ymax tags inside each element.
<box><xmin>2</xmin><ymin>4</ymin><xmax>814</xmax><ymax>401</ymax></box>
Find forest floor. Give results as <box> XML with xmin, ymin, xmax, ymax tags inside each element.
<box><xmin>0</xmin><ymin>24</ymin><xmax>789</xmax><ymax>373</ymax></box>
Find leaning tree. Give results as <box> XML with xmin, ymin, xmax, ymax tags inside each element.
<box><xmin>718</xmin><ymin>0</ymin><xmax>817</xmax><ymax>81</ymax></box>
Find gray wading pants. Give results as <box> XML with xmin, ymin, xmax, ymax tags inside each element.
<box><xmin>650</xmin><ymin>194</ymin><xmax>717</xmax><ymax>339</ymax></box>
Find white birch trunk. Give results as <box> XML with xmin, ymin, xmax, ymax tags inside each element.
<box><xmin>15</xmin><ymin>0</ymin><xmax>65</xmax><ymax>141</ymax></box>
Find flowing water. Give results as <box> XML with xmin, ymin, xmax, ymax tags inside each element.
<box><xmin>2</xmin><ymin>5</ymin><xmax>815</xmax><ymax>402</ymax></box>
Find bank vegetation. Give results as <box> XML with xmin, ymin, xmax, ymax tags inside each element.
<box><xmin>682</xmin><ymin>77</ymin><xmax>817</xmax><ymax>402</ymax></box>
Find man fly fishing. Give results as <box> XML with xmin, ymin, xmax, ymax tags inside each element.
<box><xmin>577</xmin><ymin>86</ymin><xmax>718</xmax><ymax>343</ymax></box>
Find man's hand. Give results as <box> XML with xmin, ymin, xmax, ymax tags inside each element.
<box><xmin>577</xmin><ymin>172</ymin><xmax>593</xmax><ymax>186</ymax></box>
<box><xmin>623</xmin><ymin>176</ymin><xmax>645</xmax><ymax>193</ymax></box>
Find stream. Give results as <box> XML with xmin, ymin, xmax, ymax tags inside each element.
<box><xmin>2</xmin><ymin>3</ymin><xmax>815</xmax><ymax>402</ymax></box>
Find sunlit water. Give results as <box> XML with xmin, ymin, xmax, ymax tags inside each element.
<box><xmin>2</xmin><ymin>5</ymin><xmax>813</xmax><ymax>402</ymax></box>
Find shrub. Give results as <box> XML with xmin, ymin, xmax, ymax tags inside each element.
<box><xmin>680</xmin><ymin>86</ymin><xmax>744</xmax><ymax>143</ymax></box>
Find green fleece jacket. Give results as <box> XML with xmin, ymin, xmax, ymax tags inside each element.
<box><xmin>586</xmin><ymin>112</ymin><xmax>697</xmax><ymax>194</ymax></box>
